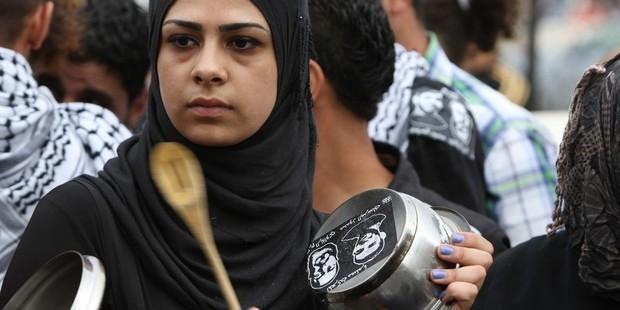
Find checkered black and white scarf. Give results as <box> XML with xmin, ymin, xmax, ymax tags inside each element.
<box><xmin>0</xmin><ymin>47</ymin><xmax>131</xmax><ymax>279</ymax></box>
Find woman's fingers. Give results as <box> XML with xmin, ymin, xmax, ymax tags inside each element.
<box><xmin>436</xmin><ymin>232</ymin><xmax>494</xmax><ymax>269</ymax></box>
<box><xmin>440</xmin><ymin>281</ymin><xmax>479</xmax><ymax>310</ymax></box>
<box><xmin>430</xmin><ymin>232</ymin><xmax>493</xmax><ymax>310</ymax></box>
<box><xmin>429</xmin><ymin>265</ymin><xmax>487</xmax><ymax>288</ymax></box>
<box><xmin>436</xmin><ymin>244</ymin><xmax>493</xmax><ymax>269</ymax></box>
<box><xmin>450</xmin><ymin>232</ymin><xmax>494</xmax><ymax>255</ymax></box>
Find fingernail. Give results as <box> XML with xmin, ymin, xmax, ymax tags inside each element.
<box><xmin>439</xmin><ymin>245</ymin><xmax>453</xmax><ymax>255</ymax></box>
<box><xmin>431</xmin><ymin>269</ymin><xmax>446</xmax><ymax>279</ymax></box>
<box><xmin>438</xmin><ymin>290</ymin><xmax>446</xmax><ymax>300</ymax></box>
<box><xmin>452</xmin><ymin>233</ymin><xmax>464</xmax><ymax>244</ymax></box>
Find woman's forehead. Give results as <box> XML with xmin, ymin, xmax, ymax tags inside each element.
<box><xmin>163</xmin><ymin>0</ymin><xmax>269</xmax><ymax>28</ymax></box>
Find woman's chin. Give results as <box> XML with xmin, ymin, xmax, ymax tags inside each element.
<box><xmin>184</xmin><ymin>131</ymin><xmax>245</xmax><ymax>148</ymax></box>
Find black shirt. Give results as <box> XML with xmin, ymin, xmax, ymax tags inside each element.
<box><xmin>473</xmin><ymin>230</ymin><xmax>619</xmax><ymax>310</ymax></box>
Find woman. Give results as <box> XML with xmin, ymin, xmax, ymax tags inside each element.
<box><xmin>0</xmin><ymin>0</ymin><xmax>490</xmax><ymax>309</ymax></box>
<box><xmin>473</xmin><ymin>54</ymin><xmax>620</xmax><ymax>309</ymax></box>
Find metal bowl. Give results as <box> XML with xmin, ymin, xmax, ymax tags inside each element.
<box><xmin>306</xmin><ymin>188</ymin><xmax>471</xmax><ymax>309</ymax></box>
<box><xmin>4</xmin><ymin>251</ymin><xmax>106</xmax><ymax>310</ymax></box>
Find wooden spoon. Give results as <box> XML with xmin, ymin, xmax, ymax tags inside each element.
<box><xmin>150</xmin><ymin>142</ymin><xmax>241</xmax><ymax>310</ymax></box>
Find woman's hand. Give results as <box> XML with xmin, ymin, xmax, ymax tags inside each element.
<box><xmin>430</xmin><ymin>232</ymin><xmax>493</xmax><ymax>310</ymax></box>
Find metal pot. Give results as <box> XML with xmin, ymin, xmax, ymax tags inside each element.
<box><xmin>4</xmin><ymin>251</ymin><xmax>106</xmax><ymax>310</ymax></box>
<box><xmin>306</xmin><ymin>188</ymin><xmax>471</xmax><ymax>309</ymax></box>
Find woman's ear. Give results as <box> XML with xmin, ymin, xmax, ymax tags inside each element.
<box><xmin>28</xmin><ymin>1</ymin><xmax>54</xmax><ymax>51</ymax></box>
<box><xmin>309</xmin><ymin>59</ymin><xmax>325</xmax><ymax>103</ymax></box>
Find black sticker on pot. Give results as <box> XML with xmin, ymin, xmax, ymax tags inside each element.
<box><xmin>306</xmin><ymin>195</ymin><xmax>398</xmax><ymax>293</ymax></box>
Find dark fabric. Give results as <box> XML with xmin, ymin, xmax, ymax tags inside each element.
<box><xmin>375</xmin><ymin>141</ymin><xmax>510</xmax><ymax>254</ymax></box>
<box><xmin>549</xmin><ymin>55</ymin><xmax>620</xmax><ymax>302</ymax></box>
<box><xmin>473</xmin><ymin>230</ymin><xmax>619</xmax><ymax>310</ymax></box>
<box><xmin>0</xmin><ymin>0</ymin><xmax>323</xmax><ymax>309</ymax></box>
<box><xmin>405</xmin><ymin>77</ymin><xmax>490</xmax><ymax>216</ymax></box>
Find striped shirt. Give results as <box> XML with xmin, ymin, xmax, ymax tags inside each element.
<box><xmin>423</xmin><ymin>34</ymin><xmax>559</xmax><ymax>245</ymax></box>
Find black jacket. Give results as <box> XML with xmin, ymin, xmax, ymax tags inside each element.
<box><xmin>375</xmin><ymin>141</ymin><xmax>510</xmax><ymax>254</ymax></box>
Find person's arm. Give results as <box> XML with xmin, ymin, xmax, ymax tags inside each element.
<box><xmin>0</xmin><ymin>181</ymin><xmax>100</xmax><ymax>306</ymax></box>
<box><xmin>430</xmin><ymin>232</ymin><xmax>493</xmax><ymax>310</ymax></box>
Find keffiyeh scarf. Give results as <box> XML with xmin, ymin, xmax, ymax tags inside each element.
<box><xmin>0</xmin><ymin>47</ymin><xmax>130</xmax><ymax>279</ymax></box>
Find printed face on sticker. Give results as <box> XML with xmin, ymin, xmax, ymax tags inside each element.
<box><xmin>308</xmin><ymin>243</ymin><xmax>339</xmax><ymax>289</ymax></box>
<box><xmin>449</xmin><ymin>97</ymin><xmax>472</xmax><ymax>144</ymax></box>
<box><xmin>342</xmin><ymin>214</ymin><xmax>387</xmax><ymax>265</ymax></box>
<box><xmin>157</xmin><ymin>0</ymin><xmax>278</xmax><ymax>147</ymax></box>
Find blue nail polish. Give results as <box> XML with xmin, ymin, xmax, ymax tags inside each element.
<box><xmin>440</xmin><ymin>245</ymin><xmax>453</xmax><ymax>255</ymax></box>
<box><xmin>431</xmin><ymin>269</ymin><xmax>446</xmax><ymax>279</ymax></box>
<box><xmin>452</xmin><ymin>233</ymin><xmax>464</xmax><ymax>244</ymax></box>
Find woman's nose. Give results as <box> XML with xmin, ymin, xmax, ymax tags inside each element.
<box><xmin>191</xmin><ymin>42</ymin><xmax>228</xmax><ymax>86</ymax></box>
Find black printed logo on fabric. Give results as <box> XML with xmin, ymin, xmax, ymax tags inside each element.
<box><xmin>306</xmin><ymin>195</ymin><xmax>398</xmax><ymax>293</ymax></box>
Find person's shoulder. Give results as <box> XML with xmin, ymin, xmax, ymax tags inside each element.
<box><xmin>453</xmin><ymin>65</ymin><xmax>555</xmax><ymax>138</ymax></box>
<box><xmin>495</xmin><ymin>233</ymin><xmax>552</xmax><ymax>261</ymax></box>
<box><xmin>408</xmin><ymin>77</ymin><xmax>478</xmax><ymax>159</ymax></box>
<box><xmin>485</xmin><ymin>232</ymin><xmax>567</xmax><ymax>286</ymax></box>
<box><xmin>56</xmin><ymin>103</ymin><xmax>131</xmax><ymax>167</ymax></box>
<box><xmin>485</xmin><ymin>117</ymin><xmax>558</xmax><ymax>160</ymax></box>
<box><xmin>472</xmin><ymin>234</ymin><xmax>551</xmax><ymax>309</ymax></box>
<box><xmin>389</xmin><ymin>43</ymin><xmax>429</xmax><ymax>87</ymax></box>
<box><xmin>36</xmin><ymin>177</ymin><xmax>103</xmax><ymax>220</ymax></box>
<box><xmin>59</xmin><ymin>102</ymin><xmax>131</xmax><ymax>136</ymax></box>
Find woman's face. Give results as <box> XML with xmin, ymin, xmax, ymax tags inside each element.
<box><xmin>158</xmin><ymin>0</ymin><xmax>277</xmax><ymax>146</ymax></box>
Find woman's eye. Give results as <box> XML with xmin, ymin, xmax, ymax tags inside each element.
<box><xmin>168</xmin><ymin>35</ymin><xmax>197</xmax><ymax>48</ymax></box>
<box><xmin>229</xmin><ymin>37</ymin><xmax>259</xmax><ymax>50</ymax></box>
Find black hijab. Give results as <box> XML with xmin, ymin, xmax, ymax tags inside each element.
<box><xmin>80</xmin><ymin>0</ymin><xmax>319</xmax><ymax>308</ymax></box>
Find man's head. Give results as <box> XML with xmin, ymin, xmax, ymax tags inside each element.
<box><xmin>34</xmin><ymin>0</ymin><xmax>149</xmax><ymax>130</ymax></box>
<box><xmin>0</xmin><ymin>0</ymin><xmax>55</xmax><ymax>57</ymax></box>
<box><xmin>308</xmin><ymin>0</ymin><xmax>395</xmax><ymax>122</ymax></box>
<box><xmin>419</xmin><ymin>0</ymin><xmax>517</xmax><ymax>75</ymax></box>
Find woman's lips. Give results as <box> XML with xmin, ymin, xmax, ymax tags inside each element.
<box><xmin>187</xmin><ymin>97</ymin><xmax>232</xmax><ymax>118</ymax></box>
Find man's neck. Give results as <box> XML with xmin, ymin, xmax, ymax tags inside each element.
<box><xmin>313</xmin><ymin>105</ymin><xmax>394</xmax><ymax>214</ymax></box>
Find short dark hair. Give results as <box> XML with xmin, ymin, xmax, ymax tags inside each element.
<box><xmin>69</xmin><ymin>0</ymin><xmax>149</xmax><ymax>102</ymax></box>
<box><xmin>309</xmin><ymin>0</ymin><xmax>395</xmax><ymax>121</ymax></box>
<box><xmin>0</xmin><ymin>0</ymin><xmax>44</xmax><ymax>46</ymax></box>
<box><xmin>420</xmin><ymin>0</ymin><xmax>517</xmax><ymax>65</ymax></box>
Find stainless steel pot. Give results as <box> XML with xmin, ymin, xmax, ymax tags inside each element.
<box><xmin>4</xmin><ymin>251</ymin><xmax>106</xmax><ymax>310</ymax></box>
<box><xmin>306</xmin><ymin>188</ymin><xmax>471</xmax><ymax>310</ymax></box>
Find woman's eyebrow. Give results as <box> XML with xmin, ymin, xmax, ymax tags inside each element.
<box><xmin>219</xmin><ymin>23</ymin><xmax>268</xmax><ymax>33</ymax></box>
<box><xmin>162</xmin><ymin>19</ymin><xmax>202</xmax><ymax>31</ymax></box>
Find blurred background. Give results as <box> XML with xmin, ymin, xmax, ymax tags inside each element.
<box><xmin>500</xmin><ymin>0</ymin><xmax>620</xmax><ymax>142</ymax></box>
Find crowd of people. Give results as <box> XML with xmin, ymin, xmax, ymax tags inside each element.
<box><xmin>0</xmin><ymin>0</ymin><xmax>617</xmax><ymax>309</ymax></box>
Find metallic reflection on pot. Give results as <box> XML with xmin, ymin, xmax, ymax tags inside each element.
<box><xmin>4</xmin><ymin>251</ymin><xmax>105</xmax><ymax>310</ymax></box>
<box><xmin>307</xmin><ymin>188</ymin><xmax>471</xmax><ymax>310</ymax></box>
